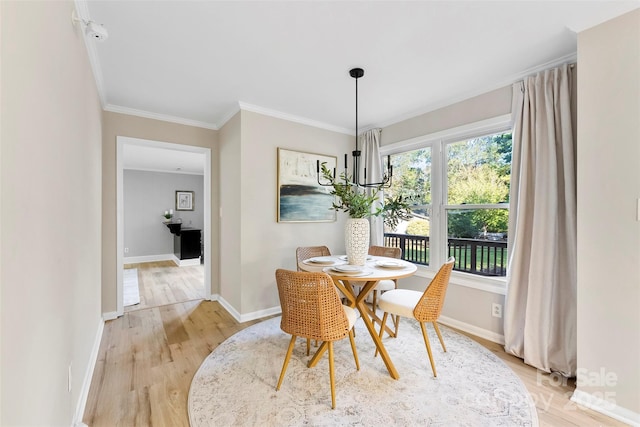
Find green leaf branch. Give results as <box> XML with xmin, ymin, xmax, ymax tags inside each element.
<box><xmin>320</xmin><ymin>162</ymin><xmax>412</xmax><ymax>226</ymax></box>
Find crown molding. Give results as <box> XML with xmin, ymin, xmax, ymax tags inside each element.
<box><xmin>104</xmin><ymin>104</ymin><xmax>218</xmax><ymax>130</ymax></box>
<box><xmin>375</xmin><ymin>52</ymin><xmax>577</xmax><ymax>130</ymax></box>
<box><xmin>237</xmin><ymin>102</ymin><xmax>353</xmax><ymax>135</ymax></box>
<box><xmin>565</xmin><ymin>4</ymin><xmax>640</xmax><ymax>33</ymax></box>
<box><xmin>215</xmin><ymin>105</ymin><xmax>241</xmax><ymax>129</ymax></box>
<box><xmin>74</xmin><ymin>0</ymin><xmax>107</xmax><ymax>108</ymax></box>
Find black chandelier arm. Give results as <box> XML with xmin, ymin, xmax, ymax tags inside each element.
<box><xmin>352</xmin><ymin>153</ymin><xmax>394</xmax><ymax>188</ymax></box>
<box><xmin>355</xmin><ymin>174</ymin><xmax>393</xmax><ymax>188</ymax></box>
<box><xmin>316</xmin><ymin>160</ymin><xmax>336</xmax><ymax>186</ymax></box>
<box><xmin>315</xmin><ymin>67</ymin><xmax>393</xmax><ymax>189</ymax></box>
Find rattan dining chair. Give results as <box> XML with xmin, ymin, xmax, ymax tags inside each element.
<box><xmin>367</xmin><ymin>245</ymin><xmax>403</xmax><ymax>316</ymax></box>
<box><xmin>296</xmin><ymin>246</ymin><xmax>331</xmax><ymax>354</ymax></box>
<box><xmin>296</xmin><ymin>246</ymin><xmax>331</xmax><ymax>270</ymax></box>
<box><xmin>275</xmin><ymin>269</ymin><xmax>360</xmax><ymax>409</ymax></box>
<box><xmin>376</xmin><ymin>257</ymin><xmax>455</xmax><ymax>377</ymax></box>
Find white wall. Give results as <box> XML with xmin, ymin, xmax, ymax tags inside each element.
<box><xmin>575</xmin><ymin>9</ymin><xmax>640</xmax><ymax>422</ymax></box>
<box><xmin>1</xmin><ymin>1</ymin><xmax>103</xmax><ymax>424</ymax></box>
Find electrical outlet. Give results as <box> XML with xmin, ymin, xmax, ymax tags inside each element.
<box><xmin>68</xmin><ymin>363</ymin><xmax>72</xmax><ymax>393</ymax></box>
<box><xmin>492</xmin><ymin>303</ymin><xmax>503</xmax><ymax>318</ymax></box>
<box><xmin>124</xmin><ymin>247</ymin><xmax>129</xmax><ymax>254</ymax></box>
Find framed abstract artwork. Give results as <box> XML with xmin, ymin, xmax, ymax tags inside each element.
<box><xmin>175</xmin><ymin>190</ymin><xmax>194</xmax><ymax>211</ymax></box>
<box><xmin>277</xmin><ymin>148</ymin><xmax>337</xmax><ymax>223</ymax></box>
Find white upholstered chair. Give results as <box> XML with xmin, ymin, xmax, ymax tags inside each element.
<box><xmin>376</xmin><ymin>257</ymin><xmax>455</xmax><ymax>377</ymax></box>
<box><xmin>367</xmin><ymin>245</ymin><xmax>402</xmax><ymax>327</ymax></box>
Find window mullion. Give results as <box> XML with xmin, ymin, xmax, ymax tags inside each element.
<box><xmin>431</xmin><ymin>139</ymin><xmax>446</xmax><ymax>269</ymax></box>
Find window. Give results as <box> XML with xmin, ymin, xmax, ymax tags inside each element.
<box><xmin>383</xmin><ymin>122</ymin><xmax>512</xmax><ymax>278</ymax></box>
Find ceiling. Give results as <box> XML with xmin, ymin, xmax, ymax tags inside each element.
<box><xmin>80</xmin><ymin>0</ymin><xmax>639</xmax><ymax>172</ymax></box>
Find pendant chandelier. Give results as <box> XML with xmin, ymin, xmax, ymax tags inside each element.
<box><xmin>317</xmin><ymin>67</ymin><xmax>393</xmax><ymax>188</ymax></box>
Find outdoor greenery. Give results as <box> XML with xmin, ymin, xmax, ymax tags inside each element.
<box><xmin>406</xmin><ymin>218</ymin><xmax>430</xmax><ymax>236</ymax></box>
<box><xmin>387</xmin><ymin>132</ymin><xmax>512</xmax><ymax>239</ymax></box>
<box><xmin>381</xmin><ymin>195</ymin><xmax>413</xmax><ymax>229</ymax></box>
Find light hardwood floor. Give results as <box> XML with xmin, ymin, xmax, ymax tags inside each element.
<box><xmin>124</xmin><ymin>261</ymin><xmax>204</xmax><ymax>312</ymax></box>
<box><xmin>84</xmin><ymin>264</ymin><xmax>624</xmax><ymax>426</ymax></box>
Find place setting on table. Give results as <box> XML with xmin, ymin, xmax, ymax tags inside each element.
<box><xmin>299</xmin><ymin>254</ymin><xmax>412</xmax><ymax>275</ymax></box>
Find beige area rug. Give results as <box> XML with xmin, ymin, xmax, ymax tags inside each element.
<box><xmin>123</xmin><ymin>268</ymin><xmax>140</xmax><ymax>306</ymax></box>
<box><xmin>189</xmin><ymin>316</ymin><xmax>538</xmax><ymax>426</ymax></box>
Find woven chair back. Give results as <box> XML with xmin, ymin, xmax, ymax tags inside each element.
<box><xmin>296</xmin><ymin>246</ymin><xmax>331</xmax><ymax>271</ymax></box>
<box><xmin>413</xmin><ymin>257</ymin><xmax>455</xmax><ymax>322</ymax></box>
<box><xmin>275</xmin><ymin>269</ymin><xmax>349</xmax><ymax>342</ymax></box>
<box><xmin>368</xmin><ymin>245</ymin><xmax>402</xmax><ymax>259</ymax></box>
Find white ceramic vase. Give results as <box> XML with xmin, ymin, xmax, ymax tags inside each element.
<box><xmin>345</xmin><ymin>218</ymin><xmax>370</xmax><ymax>266</ymax></box>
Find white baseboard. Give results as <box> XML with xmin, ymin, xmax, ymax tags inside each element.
<box><xmin>217</xmin><ymin>296</ymin><xmax>281</xmax><ymax>323</ymax></box>
<box><xmin>171</xmin><ymin>255</ymin><xmax>201</xmax><ymax>267</ymax></box>
<box><xmin>124</xmin><ymin>253</ymin><xmax>174</xmax><ymax>264</ymax></box>
<box><xmin>217</xmin><ymin>297</ymin><xmax>241</xmax><ymax>322</ymax></box>
<box><xmin>102</xmin><ymin>311</ymin><xmax>118</xmax><ymax>321</ymax></box>
<box><xmin>72</xmin><ymin>318</ymin><xmax>104</xmax><ymax>427</ymax></box>
<box><xmin>438</xmin><ymin>315</ymin><xmax>505</xmax><ymax>345</ymax></box>
<box><xmin>571</xmin><ymin>389</ymin><xmax>640</xmax><ymax>427</ymax></box>
<box><xmin>239</xmin><ymin>306</ymin><xmax>281</xmax><ymax>323</ymax></box>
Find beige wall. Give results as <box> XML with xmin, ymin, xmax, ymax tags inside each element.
<box><xmin>576</xmin><ymin>9</ymin><xmax>640</xmax><ymax>418</ymax></box>
<box><xmin>1</xmin><ymin>1</ymin><xmax>103</xmax><ymax>424</ymax></box>
<box><xmin>102</xmin><ymin>112</ymin><xmax>218</xmax><ymax>313</ymax></box>
<box><xmin>219</xmin><ymin>112</ymin><xmax>242</xmax><ymax>309</ymax></box>
<box><xmin>219</xmin><ymin>110</ymin><xmax>353</xmax><ymax>318</ymax></box>
<box><xmin>382</xmin><ymin>86</ymin><xmax>513</xmax><ymax>145</ymax></box>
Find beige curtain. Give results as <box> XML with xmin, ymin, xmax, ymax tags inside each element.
<box><xmin>360</xmin><ymin>128</ymin><xmax>384</xmax><ymax>246</ymax></box>
<box><xmin>504</xmin><ymin>64</ymin><xmax>577</xmax><ymax>376</ymax></box>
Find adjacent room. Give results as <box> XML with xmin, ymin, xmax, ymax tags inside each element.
<box><xmin>1</xmin><ymin>1</ymin><xmax>638</xmax><ymax>426</ymax></box>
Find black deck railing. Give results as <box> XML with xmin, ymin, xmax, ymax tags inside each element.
<box><xmin>383</xmin><ymin>233</ymin><xmax>508</xmax><ymax>277</ymax></box>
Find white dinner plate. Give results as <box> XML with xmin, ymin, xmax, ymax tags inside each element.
<box><xmin>307</xmin><ymin>256</ymin><xmax>334</xmax><ymax>265</ymax></box>
<box><xmin>338</xmin><ymin>255</ymin><xmax>372</xmax><ymax>261</ymax></box>
<box><xmin>375</xmin><ymin>260</ymin><xmax>406</xmax><ymax>269</ymax></box>
<box><xmin>329</xmin><ymin>267</ymin><xmax>371</xmax><ymax>276</ymax></box>
<box><xmin>333</xmin><ymin>265</ymin><xmax>364</xmax><ymax>273</ymax></box>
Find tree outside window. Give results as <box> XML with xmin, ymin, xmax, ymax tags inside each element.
<box><xmin>385</xmin><ymin>131</ymin><xmax>512</xmax><ymax>277</ymax></box>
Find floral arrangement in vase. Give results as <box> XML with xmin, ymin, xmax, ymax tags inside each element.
<box><xmin>163</xmin><ymin>209</ymin><xmax>173</xmax><ymax>222</ymax></box>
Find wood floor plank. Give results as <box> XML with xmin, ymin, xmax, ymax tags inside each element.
<box><xmin>125</xmin><ymin>262</ymin><xmax>204</xmax><ymax>313</ymax></box>
<box><xmin>85</xmin><ymin>263</ymin><xmax>625</xmax><ymax>426</ymax></box>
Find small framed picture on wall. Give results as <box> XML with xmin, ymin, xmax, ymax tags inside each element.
<box><xmin>176</xmin><ymin>190</ymin><xmax>194</xmax><ymax>211</ymax></box>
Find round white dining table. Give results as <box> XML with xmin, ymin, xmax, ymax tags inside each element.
<box><xmin>298</xmin><ymin>255</ymin><xmax>417</xmax><ymax>380</ymax></box>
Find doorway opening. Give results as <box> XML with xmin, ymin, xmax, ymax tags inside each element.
<box><xmin>116</xmin><ymin>136</ymin><xmax>212</xmax><ymax>316</ymax></box>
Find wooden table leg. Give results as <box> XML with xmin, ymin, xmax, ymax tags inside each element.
<box><xmin>308</xmin><ymin>341</ymin><xmax>328</xmax><ymax>368</ymax></box>
<box><xmin>362</xmin><ymin>303</ymin><xmax>397</xmax><ymax>338</ymax></box>
<box><xmin>352</xmin><ymin>280</ymin><xmax>400</xmax><ymax>380</ymax></box>
<box><xmin>308</xmin><ymin>278</ymin><xmax>356</xmax><ymax>368</ymax></box>
<box><xmin>309</xmin><ymin>277</ymin><xmax>400</xmax><ymax>379</ymax></box>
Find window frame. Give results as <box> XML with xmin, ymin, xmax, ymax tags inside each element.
<box><xmin>381</xmin><ymin>114</ymin><xmax>512</xmax><ymax>292</ymax></box>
